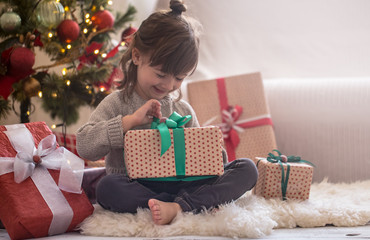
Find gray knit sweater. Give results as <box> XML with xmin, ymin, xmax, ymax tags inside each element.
<box><xmin>76</xmin><ymin>89</ymin><xmax>214</xmax><ymax>175</ymax></box>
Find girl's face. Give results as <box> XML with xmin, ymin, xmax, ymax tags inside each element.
<box><xmin>133</xmin><ymin>49</ymin><xmax>188</xmax><ymax>100</ymax></box>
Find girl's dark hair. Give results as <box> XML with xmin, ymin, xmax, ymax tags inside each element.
<box><xmin>118</xmin><ymin>0</ymin><xmax>202</xmax><ymax>101</ymax></box>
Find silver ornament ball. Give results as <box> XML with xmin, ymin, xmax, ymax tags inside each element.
<box><xmin>0</xmin><ymin>11</ymin><xmax>21</xmax><ymax>32</ymax></box>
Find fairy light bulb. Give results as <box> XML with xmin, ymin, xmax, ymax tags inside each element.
<box><xmin>66</xmin><ymin>80</ymin><xmax>71</xmax><ymax>86</ymax></box>
<box><xmin>100</xmin><ymin>86</ymin><xmax>105</xmax><ymax>92</ymax></box>
<box><xmin>94</xmin><ymin>49</ymin><xmax>99</xmax><ymax>54</ymax></box>
<box><xmin>48</xmin><ymin>32</ymin><xmax>53</xmax><ymax>38</ymax></box>
<box><xmin>121</xmin><ymin>42</ymin><xmax>126</xmax><ymax>47</ymax></box>
<box><xmin>85</xmin><ymin>13</ymin><xmax>90</xmax><ymax>19</ymax></box>
<box><xmin>66</xmin><ymin>44</ymin><xmax>71</xmax><ymax>49</ymax></box>
<box><xmin>108</xmin><ymin>0</ymin><xmax>113</xmax><ymax>5</ymax></box>
<box><xmin>60</xmin><ymin>48</ymin><xmax>65</xmax><ymax>53</ymax></box>
<box><xmin>62</xmin><ymin>68</ymin><xmax>67</xmax><ymax>75</ymax></box>
<box><xmin>51</xmin><ymin>124</ymin><xmax>56</xmax><ymax>129</ymax></box>
<box><xmin>38</xmin><ymin>91</ymin><xmax>43</xmax><ymax>98</ymax></box>
<box><xmin>101</xmin><ymin>53</ymin><xmax>107</xmax><ymax>58</ymax></box>
<box><xmin>52</xmin><ymin>92</ymin><xmax>58</xmax><ymax>98</ymax></box>
<box><xmin>83</xmin><ymin>28</ymin><xmax>88</xmax><ymax>34</ymax></box>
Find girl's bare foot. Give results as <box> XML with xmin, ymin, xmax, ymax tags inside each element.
<box><xmin>148</xmin><ymin>199</ymin><xmax>182</xmax><ymax>225</ymax></box>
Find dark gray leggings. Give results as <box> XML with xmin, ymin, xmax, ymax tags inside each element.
<box><xmin>96</xmin><ymin>158</ymin><xmax>258</xmax><ymax>213</ymax></box>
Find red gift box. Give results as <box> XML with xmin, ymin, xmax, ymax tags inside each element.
<box><xmin>0</xmin><ymin>122</ymin><xmax>94</xmax><ymax>240</ymax></box>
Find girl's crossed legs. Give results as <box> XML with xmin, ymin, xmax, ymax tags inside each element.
<box><xmin>96</xmin><ymin>158</ymin><xmax>258</xmax><ymax>224</ymax></box>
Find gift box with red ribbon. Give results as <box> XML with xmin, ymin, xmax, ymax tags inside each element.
<box><xmin>124</xmin><ymin>112</ymin><xmax>224</xmax><ymax>180</ymax></box>
<box><xmin>187</xmin><ymin>72</ymin><xmax>277</xmax><ymax>162</ymax></box>
<box><xmin>53</xmin><ymin>131</ymin><xmax>105</xmax><ymax>167</ymax></box>
<box><xmin>0</xmin><ymin>122</ymin><xmax>94</xmax><ymax>240</ymax></box>
<box><xmin>253</xmin><ymin>150</ymin><xmax>315</xmax><ymax>200</ymax></box>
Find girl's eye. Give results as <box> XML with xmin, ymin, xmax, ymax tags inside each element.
<box><xmin>156</xmin><ymin>73</ymin><xmax>165</xmax><ymax>78</ymax></box>
<box><xmin>175</xmin><ymin>77</ymin><xmax>184</xmax><ymax>81</ymax></box>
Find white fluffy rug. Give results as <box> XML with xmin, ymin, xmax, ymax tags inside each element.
<box><xmin>79</xmin><ymin>179</ymin><xmax>370</xmax><ymax>239</ymax></box>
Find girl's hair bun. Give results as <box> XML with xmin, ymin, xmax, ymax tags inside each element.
<box><xmin>170</xmin><ymin>0</ymin><xmax>186</xmax><ymax>15</ymax></box>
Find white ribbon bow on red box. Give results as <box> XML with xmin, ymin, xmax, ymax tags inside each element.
<box><xmin>0</xmin><ymin>124</ymin><xmax>85</xmax><ymax>235</ymax></box>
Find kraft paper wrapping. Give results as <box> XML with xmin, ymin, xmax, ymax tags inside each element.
<box><xmin>254</xmin><ymin>158</ymin><xmax>314</xmax><ymax>200</ymax></box>
<box><xmin>187</xmin><ymin>72</ymin><xmax>277</xmax><ymax>162</ymax></box>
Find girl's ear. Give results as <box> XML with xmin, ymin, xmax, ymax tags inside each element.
<box><xmin>131</xmin><ymin>48</ymin><xmax>141</xmax><ymax>65</ymax></box>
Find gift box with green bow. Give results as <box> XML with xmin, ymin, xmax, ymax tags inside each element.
<box><xmin>124</xmin><ymin>112</ymin><xmax>224</xmax><ymax>180</ymax></box>
<box><xmin>253</xmin><ymin>150</ymin><xmax>315</xmax><ymax>200</ymax></box>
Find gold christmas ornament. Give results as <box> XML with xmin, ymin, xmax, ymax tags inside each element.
<box><xmin>23</xmin><ymin>77</ymin><xmax>41</xmax><ymax>97</ymax></box>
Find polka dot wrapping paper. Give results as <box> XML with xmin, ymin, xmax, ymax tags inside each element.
<box><xmin>124</xmin><ymin>126</ymin><xmax>224</xmax><ymax>180</ymax></box>
<box><xmin>253</xmin><ymin>158</ymin><xmax>314</xmax><ymax>200</ymax></box>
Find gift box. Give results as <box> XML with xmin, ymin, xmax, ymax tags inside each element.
<box><xmin>253</xmin><ymin>150</ymin><xmax>314</xmax><ymax>200</ymax></box>
<box><xmin>124</xmin><ymin>113</ymin><xmax>224</xmax><ymax>180</ymax></box>
<box><xmin>53</xmin><ymin>131</ymin><xmax>105</xmax><ymax>167</ymax></box>
<box><xmin>0</xmin><ymin>122</ymin><xmax>94</xmax><ymax>240</ymax></box>
<box><xmin>187</xmin><ymin>72</ymin><xmax>277</xmax><ymax>162</ymax></box>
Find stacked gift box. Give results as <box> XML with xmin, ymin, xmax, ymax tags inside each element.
<box><xmin>187</xmin><ymin>73</ymin><xmax>315</xmax><ymax>200</ymax></box>
<box><xmin>187</xmin><ymin>72</ymin><xmax>277</xmax><ymax>162</ymax></box>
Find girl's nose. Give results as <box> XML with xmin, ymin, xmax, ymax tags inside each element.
<box><xmin>162</xmin><ymin>76</ymin><xmax>175</xmax><ymax>90</ymax></box>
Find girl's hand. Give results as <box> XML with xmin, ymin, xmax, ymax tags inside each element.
<box><xmin>122</xmin><ymin>99</ymin><xmax>162</xmax><ymax>132</ymax></box>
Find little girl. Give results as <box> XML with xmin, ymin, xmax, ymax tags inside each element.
<box><xmin>77</xmin><ymin>0</ymin><xmax>258</xmax><ymax>225</ymax></box>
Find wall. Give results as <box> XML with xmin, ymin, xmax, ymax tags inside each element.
<box><xmin>2</xmin><ymin>0</ymin><xmax>370</xmax><ymax>133</ymax></box>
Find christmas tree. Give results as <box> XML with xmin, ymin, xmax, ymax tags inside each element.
<box><xmin>0</xmin><ymin>0</ymin><xmax>137</xmax><ymax>126</ymax></box>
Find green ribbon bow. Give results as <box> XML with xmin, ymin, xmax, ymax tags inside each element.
<box><xmin>151</xmin><ymin>111</ymin><xmax>192</xmax><ymax>156</ymax></box>
<box><xmin>145</xmin><ymin>112</ymin><xmax>218</xmax><ymax>181</ymax></box>
<box><xmin>259</xmin><ymin>149</ymin><xmax>315</xmax><ymax>200</ymax></box>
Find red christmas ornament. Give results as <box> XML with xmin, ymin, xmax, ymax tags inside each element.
<box><xmin>8</xmin><ymin>47</ymin><xmax>35</xmax><ymax>78</ymax></box>
<box><xmin>0</xmin><ymin>75</ymin><xmax>18</xmax><ymax>100</ymax></box>
<box><xmin>0</xmin><ymin>46</ymin><xmax>35</xmax><ymax>100</ymax></box>
<box><xmin>91</xmin><ymin>10</ymin><xmax>114</xmax><ymax>30</ymax></box>
<box><xmin>57</xmin><ymin>19</ymin><xmax>80</xmax><ymax>43</ymax></box>
<box><xmin>121</xmin><ymin>26</ymin><xmax>137</xmax><ymax>45</ymax></box>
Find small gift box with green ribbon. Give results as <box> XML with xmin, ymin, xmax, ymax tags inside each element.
<box><xmin>124</xmin><ymin>112</ymin><xmax>225</xmax><ymax>181</ymax></box>
<box><xmin>253</xmin><ymin>150</ymin><xmax>315</xmax><ymax>200</ymax></box>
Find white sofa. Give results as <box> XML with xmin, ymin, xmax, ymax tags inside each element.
<box><xmin>262</xmin><ymin>77</ymin><xmax>370</xmax><ymax>183</ymax></box>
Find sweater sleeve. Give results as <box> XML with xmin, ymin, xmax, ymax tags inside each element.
<box><xmin>76</xmin><ymin>92</ymin><xmax>125</xmax><ymax>161</ymax></box>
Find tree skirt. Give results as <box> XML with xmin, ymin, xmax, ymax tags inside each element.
<box><xmin>79</xmin><ymin>179</ymin><xmax>370</xmax><ymax>239</ymax></box>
